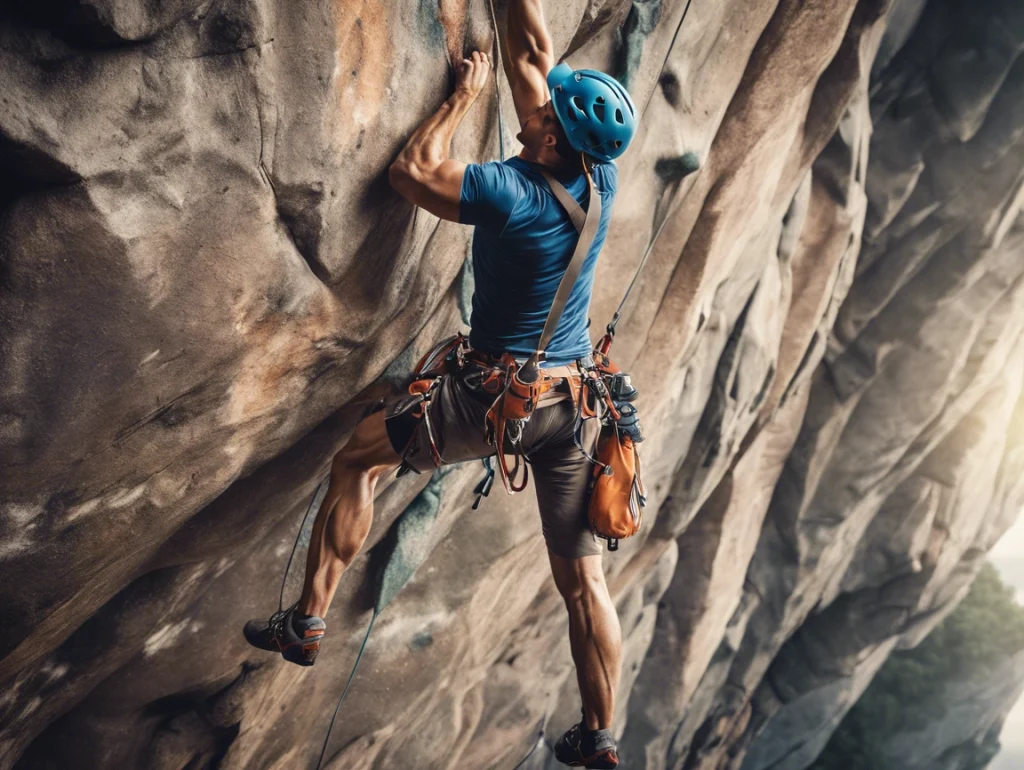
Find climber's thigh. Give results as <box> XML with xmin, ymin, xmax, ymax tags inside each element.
<box><xmin>332</xmin><ymin>409</ymin><xmax>403</xmax><ymax>474</ymax></box>
<box><xmin>383</xmin><ymin>371</ymin><xmax>495</xmax><ymax>473</ymax></box>
<box><xmin>525</xmin><ymin>402</ymin><xmax>602</xmax><ymax>559</ymax></box>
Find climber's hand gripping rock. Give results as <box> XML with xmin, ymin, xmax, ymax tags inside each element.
<box><xmin>455</xmin><ymin>50</ymin><xmax>491</xmax><ymax>101</ymax></box>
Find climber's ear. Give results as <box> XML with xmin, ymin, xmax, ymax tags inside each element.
<box><xmin>388</xmin><ymin>159</ymin><xmax>466</xmax><ymax>223</ymax></box>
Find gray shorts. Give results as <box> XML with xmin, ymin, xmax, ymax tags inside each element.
<box><xmin>384</xmin><ymin>365</ymin><xmax>602</xmax><ymax>559</ymax></box>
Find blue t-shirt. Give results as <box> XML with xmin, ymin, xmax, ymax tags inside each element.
<box><xmin>459</xmin><ymin>156</ymin><xmax>618</xmax><ymax>366</ymax></box>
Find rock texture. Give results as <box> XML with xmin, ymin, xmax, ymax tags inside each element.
<box><xmin>875</xmin><ymin>650</ymin><xmax>1024</xmax><ymax>770</ymax></box>
<box><xmin>0</xmin><ymin>0</ymin><xmax>1022</xmax><ymax>769</ymax></box>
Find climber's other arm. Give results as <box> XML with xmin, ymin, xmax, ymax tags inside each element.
<box><xmin>388</xmin><ymin>51</ymin><xmax>491</xmax><ymax>222</ymax></box>
<box><xmin>503</xmin><ymin>0</ymin><xmax>554</xmax><ymax>128</ymax></box>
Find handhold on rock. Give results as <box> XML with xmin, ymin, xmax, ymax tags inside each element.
<box><xmin>655</xmin><ymin>151</ymin><xmax>702</xmax><ymax>183</ymax></box>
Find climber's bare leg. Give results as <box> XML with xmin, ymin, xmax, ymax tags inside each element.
<box><xmin>298</xmin><ymin>409</ymin><xmax>400</xmax><ymax>619</ymax></box>
<box><xmin>548</xmin><ymin>551</ymin><xmax>622</xmax><ymax>731</ymax></box>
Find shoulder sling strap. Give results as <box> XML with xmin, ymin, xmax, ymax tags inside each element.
<box><xmin>523</xmin><ymin>164</ymin><xmax>602</xmax><ymax>370</ymax></box>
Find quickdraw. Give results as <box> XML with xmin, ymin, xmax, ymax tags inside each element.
<box><xmin>483</xmin><ymin>355</ymin><xmax>561</xmax><ymax>494</ymax></box>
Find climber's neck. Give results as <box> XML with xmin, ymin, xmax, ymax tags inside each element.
<box><xmin>518</xmin><ymin>146</ymin><xmax>576</xmax><ymax>174</ymax></box>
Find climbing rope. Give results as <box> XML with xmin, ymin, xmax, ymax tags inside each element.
<box><xmin>639</xmin><ymin>0</ymin><xmax>695</xmax><ymax>119</ymax></box>
<box><xmin>608</xmin><ymin>0</ymin><xmax>698</xmax><ymax>340</ymax></box>
<box><xmin>278</xmin><ymin>482</ymin><xmax>391</xmax><ymax>770</ymax></box>
<box><xmin>487</xmin><ymin>0</ymin><xmax>507</xmax><ymax>162</ymax></box>
<box><xmin>511</xmin><ymin>720</ymin><xmax>548</xmax><ymax>769</ymax></box>
<box><xmin>274</xmin><ymin>474</ymin><xmax>384</xmax><ymax>770</ymax></box>
<box><xmin>278</xmin><ymin>477</ymin><xmax>328</xmax><ymax>613</ymax></box>
<box><xmin>315</xmin><ymin>612</ymin><xmax>378</xmax><ymax>769</ymax></box>
<box><xmin>275</xmin><ymin>458</ymin><xmax>455</xmax><ymax>768</ymax></box>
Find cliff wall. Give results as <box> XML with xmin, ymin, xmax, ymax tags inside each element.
<box><xmin>0</xmin><ymin>0</ymin><xmax>1021</xmax><ymax>768</ymax></box>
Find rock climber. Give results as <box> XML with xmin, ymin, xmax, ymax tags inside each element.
<box><xmin>244</xmin><ymin>2</ymin><xmax>638</xmax><ymax>767</ymax></box>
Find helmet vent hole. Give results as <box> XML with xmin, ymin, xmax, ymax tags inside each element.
<box><xmin>567</xmin><ymin>109</ymin><xmax>578</xmax><ymax>122</ymax></box>
<box><xmin>595</xmin><ymin>96</ymin><xmax>605</xmax><ymax>104</ymax></box>
<box><xmin>614</xmin><ymin>140</ymin><xmax>622</xmax><ymax>149</ymax></box>
<box><xmin>593</xmin><ymin>103</ymin><xmax>606</xmax><ymax>122</ymax></box>
<box><xmin>587</xmin><ymin>131</ymin><xmax>599</xmax><ymax>147</ymax></box>
<box><xmin>615</xmin><ymin>109</ymin><xmax>624</xmax><ymax>124</ymax></box>
<box><xmin>572</xmin><ymin>96</ymin><xmax>586</xmax><ymax>113</ymax></box>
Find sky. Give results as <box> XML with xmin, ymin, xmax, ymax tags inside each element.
<box><xmin>989</xmin><ymin>514</ymin><xmax>1024</xmax><ymax>770</ymax></box>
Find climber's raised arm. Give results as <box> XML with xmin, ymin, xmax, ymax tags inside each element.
<box><xmin>502</xmin><ymin>0</ymin><xmax>554</xmax><ymax>128</ymax></box>
<box><xmin>388</xmin><ymin>51</ymin><xmax>491</xmax><ymax>222</ymax></box>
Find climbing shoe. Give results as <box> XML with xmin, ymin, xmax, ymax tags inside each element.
<box><xmin>243</xmin><ymin>605</ymin><xmax>326</xmax><ymax>667</ymax></box>
<box><xmin>553</xmin><ymin>710</ymin><xmax>619</xmax><ymax>768</ymax></box>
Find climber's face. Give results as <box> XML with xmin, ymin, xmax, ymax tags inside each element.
<box><xmin>517</xmin><ymin>101</ymin><xmax>559</xmax><ymax>153</ymax></box>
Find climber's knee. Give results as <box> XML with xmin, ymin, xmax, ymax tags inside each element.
<box><xmin>549</xmin><ymin>552</ymin><xmax>606</xmax><ymax>607</ymax></box>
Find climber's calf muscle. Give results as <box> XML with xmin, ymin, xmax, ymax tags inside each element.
<box><xmin>389</xmin><ymin>158</ymin><xmax>466</xmax><ymax>222</ymax></box>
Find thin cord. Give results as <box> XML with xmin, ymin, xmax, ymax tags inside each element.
<box><xmin>639</xmin><ymin>0</ymin><xmax>695</xmax><ymax>120</ymax></box>
<box><xmin>610</xmin><ymin>0</ymin><xmax>697</xmax><ymax>334</ymax></box>
<box><xmin>487</xmin><ymin>0</ymin><xmax>507</xmax><ymax>161</ymax></box>
<box><xmin>315</xmin><ymin>611</ymin><xmax>378</xmax><ymax>770</ymax></box>
<box><xmin>607</xmin><ymin>177</ymin><xmax>680</xmax><ymax>333</ymax></box>
<box><xmin>273</xmin><ymin>468</ymin><xmax>397</xmax><ymax>768</ymax></box>
<box><xmin>511</xmin><ymin>722</ymin><xmax>546</xmax><ymax>769</ymax></box>
<box><xmin>279</xmin><ymin>477</ymin><xmax>329</xmax><ymax>612</ymax></box>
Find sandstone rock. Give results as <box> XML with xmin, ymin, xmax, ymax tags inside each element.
<box><xmin>1</xmin><ymin>1</ymin><xmax>1022</xmax><ymax>769</ymax></box>
<box><xmin>876</xmin><ymin>650</ymin><xmax>1024</xmax><ymax>770</ymax></box>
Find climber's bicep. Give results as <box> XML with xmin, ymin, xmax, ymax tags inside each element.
<box><xmin>389</xmin><ymin>159</ymin><xmax>466</xmax><ymax>223</ymax></box>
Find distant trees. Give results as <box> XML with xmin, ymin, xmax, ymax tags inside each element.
<box><xmin>812</xmin><ymin>562</ymin><xmax>1024</xmax><ymax>770</ymax></box>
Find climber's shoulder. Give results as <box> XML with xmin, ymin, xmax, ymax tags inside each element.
<box><xmin>458</xmin><ymin>159</ymin><xmax>533</xmax><ymax>230</ymax></box>
<box><xmin>595</xmin><ymin>160</ymin><xmax>618</xmax><ymax>196</ymax></box>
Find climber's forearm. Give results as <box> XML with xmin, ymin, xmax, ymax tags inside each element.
<box><xmin>504</xmin><ymin>0</ymin><xmax>553</xmax><ymax>126</ymax></box>
<box><xmin>389</xmin><ymin>51</ymin><xmax>489</xmax><ymax>220</ymax></box>
<box><xmin>506</xmin><ymin>0</ymin><xmax>554</xmax><ymax>72</ymax></box>
<box><xmin>391</xmin><ymin>91</ymin><xmax>475</xmax><ymax>177</ymax></box>
<box><xmin>388</xmin><ymin>92</ymin><xmax>475</xmax><ymax>222</ymax></box>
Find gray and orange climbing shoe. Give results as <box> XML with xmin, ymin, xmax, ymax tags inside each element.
<box><xmin>553</xmin><ymin>711</ymin><xmax>618</xmax><ymax>768</ymax></box>
<box><xmin>243</xmin><ymin>605</ymin><xmax>325</xmax><ymax>667</ymax></box>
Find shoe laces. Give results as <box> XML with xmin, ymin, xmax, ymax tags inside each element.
<box><xmin>269</xmin><ymin>604</ymin><xmax>295</xmax><ymax>642</ymax></box>
<box><xmin>565</xmin><ymin>721</ymin><xmax>584</xmax><ymax>752</ymax></box>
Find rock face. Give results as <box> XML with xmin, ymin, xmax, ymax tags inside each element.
<box><xmin>875</xmin><ymin>651</ymin><xmax>1024</xmax><ymax>770</ymax></box>
<box><xmin>0</xmin><ymin>1</ymin><xmax>1021</xmax><ymax>769</ymax></box>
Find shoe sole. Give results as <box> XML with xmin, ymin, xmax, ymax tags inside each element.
<box><xmin>585</xmin><ymin>749</ymin><xmax>618</xmax><ymax>769</ymax></box>
<box><xmin>282</xmin><ymin>636</ymin><xmax>323</xmax><ymax>666</ymax></box>
<box><xmin>555</xmin><ymin>748</ymin><xmax>618</xmax><ymax>769</ymax></box>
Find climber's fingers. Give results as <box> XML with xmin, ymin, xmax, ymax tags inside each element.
<box><xmin>454</xmin><ymin>50</ymin><xmax>491</xmax><ymax>99</ymax></box>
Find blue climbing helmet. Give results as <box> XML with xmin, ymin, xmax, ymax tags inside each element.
<box><xmin>547</xmin><ymin>62</ymin><xmax>638</xmax><ymax>163</ymax></box>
